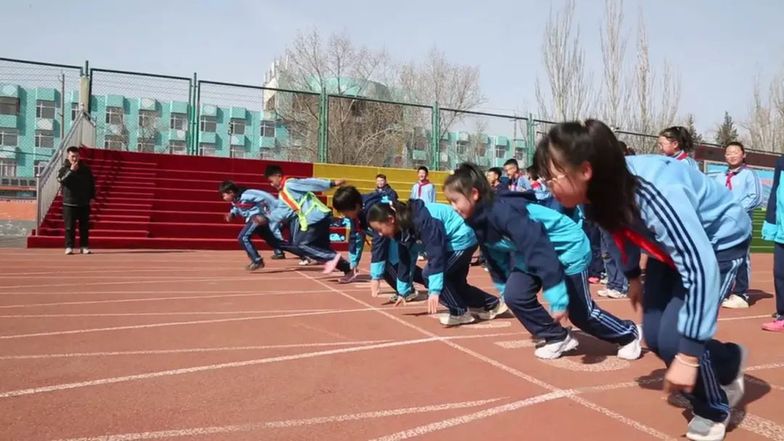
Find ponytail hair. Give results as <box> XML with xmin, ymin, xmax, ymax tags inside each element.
<box><xmin>443</xmin><ymin>162</ymin><xmax>495</xmax><ymax>203</ymax></box>
<box><xmin>536</xmin><ymin>119</ymin><xmax>638</xmax><ymax>232</ymax></box>
<box><xmin>367</xmin><ymin>199</ymin><xmax>415</xmax><ymax>233</ymax></box>
<box><xmin>659</xmin><ymin>126</ymin><xmax>694</xmax><ymax>153</ymax></box>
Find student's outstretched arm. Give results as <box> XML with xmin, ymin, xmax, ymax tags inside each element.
<box><xmin>285</xmin><ymin>178</ymin><xmax>341</xmax><ymax>193</ymax></box>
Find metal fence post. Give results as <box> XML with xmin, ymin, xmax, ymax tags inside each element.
<box><xmin>526</xmin><ymin>113</ymin><xmax>536</xmax><ymax>165</ymax></box>
<box><xmin>431</xmin><ymin>101</ymin><xmax>440</xmax><ymax>170</ymax></box>
<box><xmin>193</xmin><ymin>77</ymin><xmax>201</xmax><ymax>156</ymax></box>
<box><xmin>317</xmin><ymin>88</ymin><xmax>328</xmax><ymax>163</ymax></box>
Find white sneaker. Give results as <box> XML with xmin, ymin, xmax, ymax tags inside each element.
<box><xmin>470</xmin><ymin>301</ymin><xmax>509</xmax><ymax>321</ymax></box>
<box><xmin>617</xmin><ymin>326</ymin><xmax>643</xmax><ymax>360</ymax></box>
<box><xmin>65</xmin><ymin>248</ymin><xmax>74</xmax><ymax>255</ymax></box>
<box><xmin>298</xmin><ymin>257</ymin><xmax>313</xmax><ymax>266</ymax></box>
<box><xmin>722</xmin><ymin>294</ymin><xmax>749</xmax><ymax>309</ymax></box>
<box><xmin>686</xmin><ymin>415</ymin><xmax>727</xmax><ymax>441</ymax></box>
<box><xmin>80</xmin><ymin>248</ymin><xmax>91</xmax><ymax>255</ymax></box>
<box><xmin>597</xmin><ymin>289</ymin><xmax>610</xmax><ymax>297</ymax></box>
<box><xmin>534</xmin><ymin>331</ymin><xmax>579</xmax><ymax>359</ymax></box>
<box><xmin>439</xmin><ymin>311</ymin><xmax>476</xmax><ymax>327</ymax></box>
<box><xmin>722</xmin><ymin>345</ymin><xmax>747</xmax><ymax>408</ymax></box>
<box><xmin>605</xmin><ymin>289</ymin><xmax>628</xmax><ymax>299</ymax></box>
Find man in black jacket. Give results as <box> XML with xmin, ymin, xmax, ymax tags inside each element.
<box><xmin>57</xmin><ymin>146</ymin><xmax>96</xmax><ymax>255</ymax></box>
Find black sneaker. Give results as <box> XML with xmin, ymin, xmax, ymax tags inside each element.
<box><xmin>246</xmin><ymin>261</ymin><xmax>265</xmax><ymax>271</ymax></box>
<box><xmin>271</xmin><ymin>253</ymin><xmax>286</xmax><ymax>260</ymax></box>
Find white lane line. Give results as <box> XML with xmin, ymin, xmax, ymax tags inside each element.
<box><xmin>0</xmin><ymin>332</ymin><xmax>522</xmax><ymax>360</ymax></box>
<box><xmin>0</xmin><ymin>308</ymin><xmax>374</xmax><ymax>340</ymax></box>
<box><xmin>298</xmin><ymin>271</ymin><xmax>676</xmax><ymax>440</ymax></box>
<box><xmin>0</xmin><ymin>308</ymin><xmax>337</xmax><ymax>318</ymax></box>
<box><xmin>0</xmin><ymin>340</ymin><xmax>392</xmax><ymax>360</ymax></box>
<box><xmin>0</xmin><ymin>290</ymin><xmax>343</xmax><ymax>309</ymax></box>
<box><xmin>45</xmin><ymin>398</ymin><xmax>506</xmax><ymax>441</ymax></box>
<box><xmin>0</xmin><ymin>286</ymin><xmax>370</xmax><ymax>297</ymax></box>
<box><xmin>0</xmin><ymin>274</ymin><xmax>326</xmax><ymax>291</ymax></box>
<box><xmin>0</xmin><ymin>337</ymin><xmax>443</xmax><ymax>398</ymax></box>
<box><xmin>369</xmin><ymin>391</ymin><xmax>571</xmax><ymax>441</ymax></box>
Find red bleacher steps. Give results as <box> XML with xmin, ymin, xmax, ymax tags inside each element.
<box><xmin>28</xmin><ymin>148</ymin><xmax>349</xmax><ymax>251</ymax></box>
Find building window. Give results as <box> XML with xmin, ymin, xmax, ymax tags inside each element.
<box><xmin>0</xmin><ymin>128</ymin><xmax>18</xmax><ymax>146</ymax></box>
<box><xmin>229</xmin><ymin>119</ymin><xmax>245</xmax><ymax>135</ymax></box>
<box><xmin>0</xmin><ymin>97</ymin><xmax>19</xmax><ymax>115</ymax></box>
<box><xmin>138</xmin><ymin>110</ymin><xmax>158</xmax><ymax>129</ymax></box>
<box><xmin>495</xmin><ymin>147</ymin><xmax>506</xmax><ymax>159</ymax></box>
<box><xmin>105</xmin><ymin>106</ymin><xmax>124</xmax><ymax>124</ymax></box>
<box><xmin>71</xmin><ymin>103</ymin><xmax>81</xmax><ymax>120</ymax></box>
<box><xmin>34</xmin><ymin>160</ymin><xmax>48</xmax><ymax>177</ymax></box>
<box><xmin>230</xmin><ymin>145</ymin><xmax>246</xmax><ymax>158</ymax></box>
<box><xmin>138</xmin><ymin>139</ymin><xmax>155</xmax><ymax>153</ymax></box>
<box><xmin>0</xmin><ymin>158</ymin><xmax>17</xmax><ymax>177</ymax></box>
<box><xmin>104</xmin><ymin>135</ymin><xmax>125</xmax><ymax>150</ymax></box>
<box><xmin>456</xmin><ymin>142</ymin><xmax>467</xmax><ymax>155</ymax></box>
<box><xmin>514</xmin><ymin>148</ymin><xmax>524</xmax><ymax>160</ymax></box>
<box><xmin>260</xmin><ymin>120</ymin><xmax>275</xmax><ymax>137</ymax></box>
<box><xmin>169</xmin><ymin>140</ymin><xmax>186</xmax><ymax>155</ymax></box>
<box><xmin>200</xmin><ymin>115</ymin><xmax>216</xmax><ymax>132</ymax></box>
<box><xmin>199</xmin><ymin>143</ymin><xmax>216</xmax><ymax>156</ymax></box>
<box><xmin>36</xmin><ymin>100</ymin><xmax>56</xmax><ymax>119</ymax></box>
<box><xmin>170</xmin><ymin>113</ymin><xmax>187</xmax><ymax>130</ymax></box>
<box><xmin>35</xmin><ymin>130</ymin><xmax>54</xmax><ymax>148</ymax></box>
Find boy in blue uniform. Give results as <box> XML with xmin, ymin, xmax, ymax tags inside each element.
<box><xmin>264</xmin><ymin>165</ymin><xmax>351</xmax><ymax>275</ymax></box>
<box><xmin>332</xmin><ymin>185</ymin><xmax>425</xmax><ymax>301</ymax></box>
<box><xmin>220</xmin><ymin>181</ymin><xmax>294</xmax><ymax>271</ymax></box>
<box><xmin>761</xmin><ymin>154</ymin><xmax>784</xmax><ymax>332</ymax></box>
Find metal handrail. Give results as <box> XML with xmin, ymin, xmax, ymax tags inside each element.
<box><xmin>35</xmin><ymin>112</ymin><xmax>96</xmax><ymax>230</ymax></box>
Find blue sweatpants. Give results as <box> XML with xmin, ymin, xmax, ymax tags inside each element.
<box><xmin>643</xmin><ymin>256</ymin><xmax>744</xmax><ymax>422</ymax></box>
<box><xmin>383</xmin><ymin>261</ymin><xmax>427</xmax><ymax>294</ymax></box>
<box><xmin>238</xmin><ymin>221</ymin><xmax>293</xmax><ymax>264</ymax></box>
<box><xmin>292</xmin><ymin>217</ymin><xmax>351</xmax><ymax>273</ymax></box>
<box><xmin>776</xmin><ymin>243</ymin><xmax>784</xmax><ymax>318</ymax></box>
<box><xmin>422</xmin><ymin>245</ymin><xmax>499</xmax><ymax>316</ymax></box>
<box><xmin>503</xmin><ymin>269</ymin><xmax>636</xmax><ymax>345</ymax></box>
<box><xmin>600</xmin><ymin>229</ymin><xmax>628</xmax><ymax>292</ymax></box>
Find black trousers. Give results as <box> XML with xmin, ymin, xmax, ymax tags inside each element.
<box><xmin>63</xmin><ymin>205</ymin><xmax>90</xmax><ymax>249</ymax></box>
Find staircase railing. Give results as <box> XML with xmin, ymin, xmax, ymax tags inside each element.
<box><xmin>35</xmin><ymin>112</ymin><xmax>96</xmax><ymax>231</ymax></box>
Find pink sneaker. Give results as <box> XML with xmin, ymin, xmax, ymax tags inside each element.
<box><xmin>322</xmin><ymin>253</ymin><xmax>342</xmax><ymax>274</ymax></box>
<box><xmin>588</xmin><ymin>276</ymin><xmax>600</xmax><ymax>284</ymax></box>
<box><xmin>761</xmin><ymin>319</ymin><xmax>784</xmax><ymax>332</ymax></box>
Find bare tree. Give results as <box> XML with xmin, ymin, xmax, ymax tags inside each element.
<box><xmin>599</xmin><ymin>0</ymin><xmax>627</xmax><ymax>127</ymax></box>
<box><xmin>743</xmin><ymin>71</ymin><xmax>784</xmax><ymax>152</ymax></box>
<box><xmin>627</xmin><ymin>15</ymin><xmax>680</xmax><ymax>151</ymax></box>
<box><xmin>269</xmin><ymin>30</ymin><xmax>483</xmax><ymax>166</ymax></box>
<box><xmin>536</xmin><ymin>0</ymin><xmax>593</xmax><ymax>120</ymax></box>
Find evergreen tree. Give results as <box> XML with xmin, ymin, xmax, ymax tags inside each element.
<box><xmin>715</xmin><ymin>111</ymin><xmax>739</xmax><ymax>146</ymax></box>
<box><xmin>685</xmin><ymin>114</ymin><xmax>704</xmax><ymax>145</ymax></box>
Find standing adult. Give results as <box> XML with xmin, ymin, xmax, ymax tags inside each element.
<box><xmin>57</xmin><ymin>146</ymin><xmax>95</xmax><ymax>255</ymax></box>
<box><xmin>715</xmin><ymin>142</ymin><xmax>763</xmax><ymax>309</ymax></box>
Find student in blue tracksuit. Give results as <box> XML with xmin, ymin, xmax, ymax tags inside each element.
<box><xmin>220</xmin><ymin>181</ymin><xmax>298</xmax><ymax>271</ymax></box>
<box><xmin>443</xmin><ymin>163</ymin><xmax>641</xmax><ymax>360</ymax></box>
<box><xmin>537</xmin><ymin>119</ymin><xmax>749</xmax><ymax>441</ymax></box>
<box><xmin>332</xmin><ymin>185</ymin><xmax>426</xmax><ymax>301</ymax></box>
<box><xmin>374</xmin><ymin>174</ymin><xmax>399</xmax><ymax>201</ymax></box>
<box><xmin>658</xmin><ymin>126</ymin><xmax>701</xmax><ymax>170</ymax></box>
<box><xmin>714</xmin><ymin>142</ymin><xmax>763</xmax><ymax>309</ymax></box>
<box><xmin>264</xmin><ymin>165</ymin><xmax>352</xmax><ymax>276</ymax></box>
<box><xmin>761</xmin><ymin>155</ymin><xmax>784</xmax><ymax>332</ymax></box>
<box><xmin>367</xmin><ymin>198</ymin><xmax>507</xmax><ymax>327</ymax></box>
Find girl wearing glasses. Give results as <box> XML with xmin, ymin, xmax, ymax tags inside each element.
<box><xmin>443</xmin><ymin>163</ymin><xmax>641</xmax><ymax>360</ymax></box>
<box><xmin>537</xmin><ymin>119</ymin><xmax>748</xmax><ymax>441</ymax></box>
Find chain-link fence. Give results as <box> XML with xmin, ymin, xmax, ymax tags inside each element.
<box><xmin>0</xmin><ymin>58</ymin><xmax>83</xmax><ymax>179</ymax></box>
<box><xmin>196</xmin><ymin>81</ymin><xmax>321</xmax><ymax>162</ymax></box>
<box><xmin>89</xmin><ymin>68</ymin><xmax>193</xmax><ymax>155</ymax></box>
<box><xmin>326</xmin><ymin>95</ymin><xmax>432</xmax><ymax>168</ymax></box>
<box><xmin>437</xmin><ymin>109</ymin><xmax>531</xmax><ymax>170</ymax></box>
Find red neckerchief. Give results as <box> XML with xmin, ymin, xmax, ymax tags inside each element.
<box><xmin>531</xmin><ymin>181</ymin><xmax>541</xmax><ymax>190</ymax></box>
<box><xmin>417</xmin><ymin>179</ymin><xmax>430</xmax><ymax>198</ymax></box>
<box><xmin>673</xmin><ymin>150</ymin><xmax>689</xmax><ymax>161</ymax></box>
<box><xmin>612</xmin><ymin>227</ymin><xmax>676</xmax><ymax>270</ymax></box>
<box><xmin>725</xmin><ymin>165</ymin><xmax>745</xmax><ymax>190</ymax></box>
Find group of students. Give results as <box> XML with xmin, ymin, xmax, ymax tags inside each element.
<box><xmin>219</xmin><ymin>118</ymin><xmax>784</xmax><ymax>441</ymax></box>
